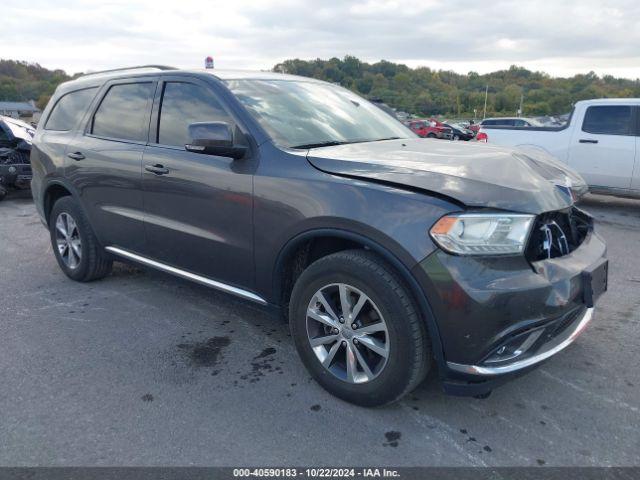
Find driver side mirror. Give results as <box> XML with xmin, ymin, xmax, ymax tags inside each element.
<box><xmin>185</xmin><ymin>122</ymin><xmax>247</xmax><ymax>159</ymax></box>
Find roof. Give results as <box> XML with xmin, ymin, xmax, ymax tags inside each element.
<box><xmin>482</xmin><ymin>117</ymin><xmax>535</xmax><ymax>121</ymax></box>
<box><xmin>574</xmin><ymin>98</ymin><xmax>640</xmax><ymax>106</ymax></box>
<box><xmin>62</xmin><ymin>66</ymin><xmax>323</xmax><ymax>91</ymax></box>
<box><xmin>0</xmin><ymin>101</ymin><xmax>39</xmax><ymax>112</ymax></box>
<box><xmin>204</xmin><ymin>69</ymin><xmax>322</xmax><ymax>82</ymax></box>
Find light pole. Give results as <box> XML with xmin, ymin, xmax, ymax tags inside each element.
<box><xmin>518</xmin><ymin>93</ymin><xmax>524</xmax><ymax>117</ymax></box>
<box><xmin>482</xmin><ymin>85</ymin><xmax>488</xmax><ymax>119</ymax></box>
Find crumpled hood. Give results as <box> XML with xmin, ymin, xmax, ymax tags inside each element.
<box><xmin>306</xmin><ymin>138</ymin><xmax>585</xmax><ymax>215</ymax></box>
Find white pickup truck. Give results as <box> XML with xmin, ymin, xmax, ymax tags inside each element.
<box><xmin>478</xmin><ymin>99</ymin><xmax>640</xmax><ymax>198</ymax></box>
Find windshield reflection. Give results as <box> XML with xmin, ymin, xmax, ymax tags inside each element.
<box><xmin>225</xmin><ymin>79</ymin><xmax>414</xmax><ymax>148</ymax></box>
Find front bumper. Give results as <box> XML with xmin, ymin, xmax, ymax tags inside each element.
<box><xmin>414</xmin><ymin>227</ymin><xmax>607</xmax><ymax>396</ymax></box>
<box><xmin>0</xmin><ymin>163</ymin><xmax>32</xmax><ymax>188</ymax></box>
<box><xmin>447</xmin><ymin>306</ymin><xmax>593</xmax><ymax>375</ymax></box>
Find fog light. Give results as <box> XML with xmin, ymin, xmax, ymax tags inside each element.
<box><xmin>485</xmin><ymin>329</ymin><xmax>544</xmax><ymax>364</ymax></box>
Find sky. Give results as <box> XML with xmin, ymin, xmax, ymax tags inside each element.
<box><xmin>2</xmin><ymin>0</ymin><xmax>640</xmax><ymax>79</ymax></box>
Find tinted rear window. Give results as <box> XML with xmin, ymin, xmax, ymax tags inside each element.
<box><xmin>92</xmin><ymin>83</ymin><xmax>154</xmax><ymax>142</ymax></box>
<box><xmin>45</xmin><ymin>88</ymin><xmax>97</xmax><ymax>131</ymax></box>
<box><xmin>582</xmin><ymin>106</ymin><xmax>632</xmax><ymax>135</ymax></box>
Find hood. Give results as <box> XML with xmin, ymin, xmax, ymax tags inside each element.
<box><xmin>306</xmin><ymin>138</ymin><xmax>582</xmax><ymax>215</ymax></box>
<box><xmin>0</xmin><ymin>116</ymin><xmax>35</xmax><ymax>144</ymax></box>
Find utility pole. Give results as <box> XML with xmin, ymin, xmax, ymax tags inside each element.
<box><xmin>518</xmin><ymin>94</ymin><xmax>524</xmax><ymax>117</ymax></box>
<box><xmin>482</xmin><ymin>85</ymin><xmax>488</xmax><ymax>119</ymax></box>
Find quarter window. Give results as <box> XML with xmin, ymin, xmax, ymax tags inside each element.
<box><xmin>582</xmin><ymin>106</ymin><xmax>632</xmax><ymax>135</ymax></box>
<box><xmin>158</xmin><ymin>82</ymin><xmax>232</xmax><ymax>147</ymax></box>
<box><xmin>92</xmin><ymin>83</ymin><xmax>154</xmax><ymax>142</ymax></box>
<box><xmin>45</xmin><ymin>88</ymin><xmax>97</xmax><ymax>131</ymax></box>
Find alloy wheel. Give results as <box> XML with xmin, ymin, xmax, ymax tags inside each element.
<box><xmin>306</xmin><ymin>283</ymin><xmax>390</xmax><ymax>384</ymax></box>
<box><xmin>55</xmin><ymin>212</ymin><xmax>82</xmax><ymax>269</ymax></box>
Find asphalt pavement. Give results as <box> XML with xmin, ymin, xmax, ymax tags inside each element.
<box><xmin>0</xmin><ymin>191</ymin><xmax>638</xmax><ymax>466</ymax></box>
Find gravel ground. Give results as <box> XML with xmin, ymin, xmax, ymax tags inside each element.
<box><xmin>0</xmin><ymin>191</ymin><xmax>638</xmax><ymax>467</ymax></box>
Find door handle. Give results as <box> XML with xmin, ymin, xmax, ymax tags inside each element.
<box><xmin>145</xmin><ymin>164</ymin><xmax>170</xmax><ymax>175</ymax></box>
<box><xmin>67</xmin><ymin>151</ymin><xmax>85</xmax><ymax>161</ymax></box>
<box><xmin>579</xmin><ymin>139</ymin><xmax>598</xmax><ymax>144</ymax></box>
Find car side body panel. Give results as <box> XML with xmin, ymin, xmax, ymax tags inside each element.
<box><xmin>252</xmin><ymin>141</ymin><xmax>458</xmax><ymax>303</ymax></box>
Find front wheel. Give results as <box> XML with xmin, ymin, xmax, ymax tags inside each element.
<box><xmin>453</xmin><ymin>135</ymin><xmax>460</xmax><ymax>141</ymax></box>
<box><xmin>289</xmin><ymin>250</ymin><xmax>431</xmax><ymax>406</ymax></box>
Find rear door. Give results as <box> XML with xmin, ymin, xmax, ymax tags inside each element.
<box><xmin>568</xmin><ymin>105</ymin><xmax>636</xmax><ymax>190</ymax></box>
<box><xmin>141</xmin><ymin>76</ymin><xmax>255</xmax><ymax>288</ymax></box>
<box><xmin>65</xmin><ymin>77</ymin><xmax>157</xmax><ymax>252</ymax></box>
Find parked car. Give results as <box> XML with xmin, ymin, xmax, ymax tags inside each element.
<box><xmin>405</xmin><ymin>119</ymin><xmax>452</xmax><ymax>139</ymax></box>
<box><xmin>477</xmin><ymin>99</ymin><xmax>640</xmax><ymax>199</ymax></box>
<box><xmin>31</xmin><ymin>67</ymin><xmax>607</xmax><ymax>406</ymax></box>
<box><xmin>480</xmin><ymin>117</ymin><xmax>544</xmax><ymax>128</ymax></box>
<box><xmin>443</xmin><ymin>123</ymin><xmax>474</xmax><ymax>141</ymax></box>
<box><xmin>0</xmin><ymin>115</ymin><xmax>34</xmax><ymax>200</ymax></box>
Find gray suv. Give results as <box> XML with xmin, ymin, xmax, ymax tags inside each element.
<box><xmin>31</xmin><ymin>66</ymin><xmax>608</xmax><ymax>406</ymax></box>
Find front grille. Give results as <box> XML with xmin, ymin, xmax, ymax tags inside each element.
<box><xmin>525</xmin><ymin>207</ymin><xmax>591</xmax><ymax>261</ymax></box>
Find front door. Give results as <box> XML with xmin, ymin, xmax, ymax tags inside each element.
<box><xmin>142</xmin><ymin>78</ymin><xmax>255</xmax><ymax>289</ymax></box>
<box><xmin>568</xmin><ymin>105</ymin><xmax>636</xmax><ymax>190</ymax></box>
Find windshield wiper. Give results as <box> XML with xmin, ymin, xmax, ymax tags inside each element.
<box><xmin>291</xmin><ymin>140</ymin><xmax>352</xmax><ymax>149</ymax></box>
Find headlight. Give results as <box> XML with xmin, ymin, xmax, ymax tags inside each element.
<box><xmin>430</xmin><ymin>213</ymin><xmax>535</xmax><ymax>255</ymax></box>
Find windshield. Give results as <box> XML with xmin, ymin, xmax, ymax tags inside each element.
<box><xmin>225</xmin><ymin>79</ymin><xmax>414</xmax><ymax>148</ymax></box>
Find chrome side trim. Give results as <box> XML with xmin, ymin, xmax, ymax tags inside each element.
<box><xmin>105</xmin><ymin>246</ymin><xmax>268</xmax><ymax>305</ymax></box>
<box><xmin>447</xmin><ymin>307</ymin><xmax>594</xmax><ymax>376</ymax></box>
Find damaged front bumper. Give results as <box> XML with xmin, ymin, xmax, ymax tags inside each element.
<box><xmin>416</xmin><ymin>221</ymin><xmax>607</xmax><ymax>397</ymax></box>
<box><xmin>0</xmin><ymin>163</ymin><xmax>32</xmax><ymax>188</ymax></box>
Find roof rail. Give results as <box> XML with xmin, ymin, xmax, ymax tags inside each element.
<box><xmin>78</xmin><ymin>65</ymin><xmax>176</xmax><ymax>78</ymax></box>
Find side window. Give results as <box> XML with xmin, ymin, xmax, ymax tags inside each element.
<box><xmin>92</xmin><ymin>83</ymin><xmax>154</xmax><ymax>142</ymax></box>
<box><xmin>158</xmin><ymin>82</ymin><xmax>232</xmax><ymax>147</ymax></box>
<box><xmin>45</xmin><ymin>88</ymin><xmax>97</xmax><ymax>131</ymax></box>
<box><xmin>582</xmin><ymin>106</ymin><xmax>632</xmax><ymax>135</ymax></box>
<box><xmin>514</xmin><ymin>119</ymin><xmax>526</xmax><ymax>127</ymax></box>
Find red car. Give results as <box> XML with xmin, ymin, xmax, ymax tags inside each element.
<box><xmin>405</xmin><ymin>120</ymin><xmax>452</xmax><ymax>139</ymax></box>
<box><xmin>468</xmin><ymin>123</ymin><xmax>481</xmax><ymax>134</ymax></box>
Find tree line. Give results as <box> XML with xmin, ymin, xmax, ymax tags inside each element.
<box><xmin>2</xmin><ymin>57</ymin><xmax>639</xmax><ymax>118</ymax></box>
<box><xmin>273</xmin><ymin>56</ymin><xmax>640</xmax><ymax>118</ymax></box>
<box><xmin>0</xmin><ymin>60</ymin><xmax>74</xmax><ymax>110</ymax></box>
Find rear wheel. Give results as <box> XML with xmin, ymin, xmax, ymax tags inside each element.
<box><xmin>49</xmin><ymin>196</ymin><xmax>112</xmax><ymax>282</ymax></box>
<box><xmin>426</xmin><ymin>133</ymin><xmax>437</xmax><ymax>138</ymax></box>
<box><xmin>289</xmin><ymin>250</ymin><xmax>430</xmax><ymax>406</ymax></box>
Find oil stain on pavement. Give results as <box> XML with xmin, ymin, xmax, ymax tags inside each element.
<box><xmin>177</xmin><ymin>336</ymin><xmax>231</xmax><ymax>367</ymax></box>
<box><xmin>383</xmin><ymin>431</ymin><xmax>401</xmax><ymax>447</ymax></box>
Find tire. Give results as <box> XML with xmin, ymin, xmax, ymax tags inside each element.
<box><xmin>453</xmin><ymin>135</ymin><xmax>460</xmax><ymax>141</ymax></box>
<box><xmin>49</xmin><ymin>196</ymin><xmax>113</xmax><ymax>282</ymax></box>
<box><xmin>426</xmin><ymin>133</ymin><xmax>437</xmax><ymax>138</ymax></box>
<box><xmin>0</xmin><ymin>186</ymin><xmax>6</xmax><ymax>201</ymax></box>
<box><xmin>289</xmin><ymin>249</ymin><xmax>431</xmax><ymax>407</ymax></box>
